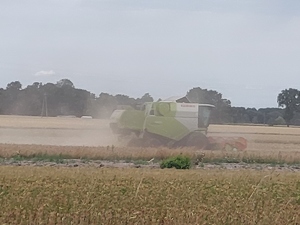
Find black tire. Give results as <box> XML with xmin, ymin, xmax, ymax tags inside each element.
<box><xmin>127</xmin><ymin>138</ymin><xmax>144</xmax><ymax>147</ymax></box>
<box><xmin>142</xmin><ymin>131</ymin><xmax>163</xmax><ymax>148</ymax></box>
<box><xmin>143</xmin><ymin>137</ymin><xmax>162</xmax><ymax>148</ymax></box>
<box><xmin>185</xmin><ymin>132</ymin><xmax>208</xmax><ymax>149</ymax></box>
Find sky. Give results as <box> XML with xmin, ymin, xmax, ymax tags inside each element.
<box><xmin>1</xmin><ymin>0</ymin><xmax>300</xmax><ymax>108</ymax></box>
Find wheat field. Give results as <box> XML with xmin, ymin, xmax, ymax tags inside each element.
<box><xmin>0</xmin><ymin>167</ymin><xmax>299</xmax><ymax>225</ymax></box>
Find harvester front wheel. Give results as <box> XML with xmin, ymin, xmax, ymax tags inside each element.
<box><xmin>185</xmin><ymin>132</ymin><xmax>208</xmax><ymax>149</ymax></box>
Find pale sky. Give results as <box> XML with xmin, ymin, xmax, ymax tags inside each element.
<box><xmin>1</xmin><ymin>0</ymin><xmax>300</xmax><ymax>108</ymax></box>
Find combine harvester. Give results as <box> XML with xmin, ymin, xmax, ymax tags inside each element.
<box><xmin>109</xmin><ymin>96</ymin><xmax>247</xmax><ymax>151</ymax></box>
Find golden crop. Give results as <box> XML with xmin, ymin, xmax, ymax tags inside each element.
<box><xmin>0</xmin><ymin>167</ymin><xmax>299</xmax><ymax>225</ymax></box>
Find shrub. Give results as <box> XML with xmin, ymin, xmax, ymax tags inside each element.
<box><xmin>160</xmin><ymin>155</ymin><xmax>191</xmax><ymax>169</ymax></box>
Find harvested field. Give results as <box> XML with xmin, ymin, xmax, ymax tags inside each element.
<box><xmin>1</xmin><ymin>115</ymin><xmax>300</xmax><ymax>164</ymax></box>
<box><xmin>0</xmin><ymin>115</ymin><xmax>117</xmax><ymax>146</ymax></box>
<box><xmin>1</xmin><ymin>115</ymin><xmax>300</xmax><ymax>153</ymax></box>
<box><xmin>210</xmin><ymin>124</ymin><xmax>300</xmax><ymax>152</ymax></box>
<box><xmin>1</xmin><ymin>115</ymin><xmax>300</xmax><ymax>151</ymax></box>
<box><xmin>0</xmin><ymin>115</ymin><xmax>108</xmax><ymax>129</ymax></box>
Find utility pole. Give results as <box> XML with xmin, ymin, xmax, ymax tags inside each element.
<box><xmin>45</xmin><ymin>93</ymin><xmax>48</xmax><ymax>117</ymax></box>
<box><xmin>41</xmin><ymin>93</ymin><xmax>48</xmax><ymax>117</ymax></box>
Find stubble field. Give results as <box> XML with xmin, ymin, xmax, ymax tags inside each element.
<box><xmin>0</xmin><ymin>115</ymin><xmax>300</xmax><ymax>224</ymax></box>
<box><xmin>0</xmin><ymin>115</ymin><xmax>300</xmax><ymax>164</ymax></box>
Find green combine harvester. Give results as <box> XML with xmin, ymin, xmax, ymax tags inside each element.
<box><xmin>109</xmin><ymin>96</ymin><xmax>247</xmax><ymax>150</ymax></box>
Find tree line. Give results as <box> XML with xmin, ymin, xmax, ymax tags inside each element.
<box><xmin>0</xmin><ymin>79</ymin><xmax>299</xmax><ymax>126</ymax></box>
<box><xmin>0</xmin><ymin>79</ymin><xmax>154</xmax><ymax>119</ymax></box>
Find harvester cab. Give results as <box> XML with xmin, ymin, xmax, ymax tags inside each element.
<box><xmin>109</xmin><ymin>96</ymin><xmax>247</xmax><ymax>150</ymax></box>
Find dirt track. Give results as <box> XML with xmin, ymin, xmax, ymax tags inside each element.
<box><xmin>1</xmin><ymin>159</ymin><xmax>300</xmax><ymax>172</ymax></box>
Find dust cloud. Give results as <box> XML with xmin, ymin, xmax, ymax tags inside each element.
<box><xmin>0</xmin><ymin>117</ymin><xmax>119</xmax><ymax>147</ymax></box>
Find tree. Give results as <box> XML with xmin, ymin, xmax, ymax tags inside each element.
<box><xmin>96</xmin><ymin>93</ymin><xmax>118</xmax><ymax>118</ymax></box>
<box><xmin>230</xmin><ymin>107</ymin><xmax>246</xmax><ymax>123</ymax></box>
<box><xmin>277</xmin><ymin>88</ymin><xmax>300</xmax><ymax>127</ymax></box>
<box><xmin>138</xmin><ymin>93</ymin><xmax>154</xmax><ymax>104</ymax></box>
<box><xmin>6</xmin><ymin>81</ymin><xmax>22</xmax><ymax>90</ymax></box>
<box><xmin>115</xmin><ymin>94</ymin><xmax>136</xmax><ymax>106</ymax></box>
<box><xmin>56</xmin><ymin>79</ymin><xmax>74</xmax><ymax>88</ymax></box>
<box><xmin>187</xmin><ymin>87</ymin><xmax>231</xmax><ymax>124</ymax></box>
<box><xmin>27</xmin><ymin>82</ymin><xmax>42</xmax><ymax>89</ymax></box>
<box><xmin>4</xmin><ymin>80</ymin><xmax>94</xmax><ymax>117</ymax></box>
<box><xmin>0</xmin><ymin>88</ymin><xmax>4</xmax><ymax>114</ymax></box>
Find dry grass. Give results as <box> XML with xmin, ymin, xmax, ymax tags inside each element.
<box><xmin>0</xmin><ymin>167</ymin><xmax>299</xmax><ymax>225</ymax></box>
<box><xmin>0</xmin><ymin>144</ymin><xmax>196</xmax><ymax>161</ymax></box>
<box><xmin>1</xmin><ymin>144</ymin><xmax>300</xmax><ymax>164</ymax></box>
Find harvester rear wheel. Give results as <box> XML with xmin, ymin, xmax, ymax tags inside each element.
<box><xmin>127</xmin><ymin>138</ymin><xmax>144</xmax><ymax>147</ymax></box>
<box><xmin>185</xmin><ymin>132</ymin><xmax>208</xmax><ymax>149</ymax></box>
<box><xmin>127</xmin><ymin>136</ymin><xmax>162</xmax><ymax>148</ymax></box>
<box><xmin>143</xmin><ymin>137</ymin><xmax>162</xmax><ymax>148</ymax></box>
<box><xmin>142</xmin><ymin>132</ymin><xmax>163</xmax><ymax>148</ymax></box>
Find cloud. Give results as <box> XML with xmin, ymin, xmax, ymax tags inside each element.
<box><xmin>34</xmin><ymin>70</ymin><xmax>56</xmax><ymax>77</ymax></box>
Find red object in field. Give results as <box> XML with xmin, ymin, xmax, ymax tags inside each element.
<box><xmin>207</xmin><ymin>136</ymin><xmax>247</xmax><ymax>151</ymax></box>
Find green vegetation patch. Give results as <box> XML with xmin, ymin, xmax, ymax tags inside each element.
<box><xmin>160</xmin><ymin>155</ymin><xmax>191</xmax><ymax>169</ymax></box>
